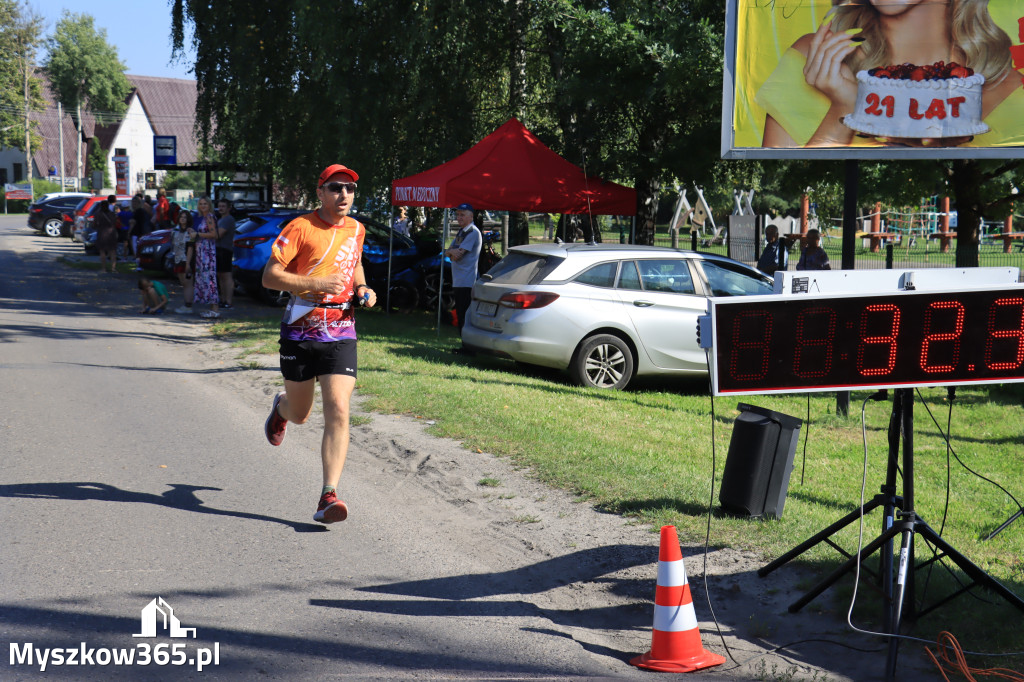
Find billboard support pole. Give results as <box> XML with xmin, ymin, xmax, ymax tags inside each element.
<box><xmin>837</xmin><ymin>159</ymin><xmax>859</xmax><ymax>417</ymax></box>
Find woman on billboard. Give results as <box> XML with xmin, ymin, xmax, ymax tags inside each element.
<box><xmin>758</xmin><ymin>0</ymin><xmax>1023</xmax><ymax>148</ymax></box>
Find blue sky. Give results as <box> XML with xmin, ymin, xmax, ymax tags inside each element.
<box><xmin>30</xmin><ymin>0</ymin><xmax>195</xmax><ymax>80</ymax></box>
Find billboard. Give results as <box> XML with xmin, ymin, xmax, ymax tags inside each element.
<box><xmin>114</xmin><ymin>156</ymin><xmax>130</xmax><ymax>196</ymax></box>
<box><xmin>722</xmin><ymin>0</ymin><xmax>1024</xmax><ymax>159</ymax></box>
<box><xmin>154</xmin><ymin>136</ymin><xmax>177</xmax><ymax>165</ymax></box>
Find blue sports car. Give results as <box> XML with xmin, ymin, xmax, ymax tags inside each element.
<box><xmin>232</xmin><ymin>210</ymin><xmax>420</xmax><ymax>307</ymax></box>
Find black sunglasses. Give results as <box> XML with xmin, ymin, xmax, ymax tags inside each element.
<box><xmin>323</xmin><ymin>181</ymin><xmax>357</xmax><ymax>194</ymax></box>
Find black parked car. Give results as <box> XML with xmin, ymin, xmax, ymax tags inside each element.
<box><xmin>136</xmin><ymin>229</ymin><xmax>176</xmax><ymax>275</ymax></box>
<box><xmin>27</xmin><ymin>193</ymin><xmax>91</xmax><ymax>237</ymax></box>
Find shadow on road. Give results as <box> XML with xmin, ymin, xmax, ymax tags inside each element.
<box><xmin>0</xmin><ymin>481</ymin><xmax>325</xmax><ymax>533</ymax></box>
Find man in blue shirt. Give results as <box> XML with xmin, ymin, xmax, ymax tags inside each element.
<box><xmin>757</xmin><ymin>224</ymin><xmax>788</xmax><ymax>276</ymax></box>
<box><xmin>445</xmin><ymin>202</ymin><xmax>482</xmax><ymax>350</ymax></box>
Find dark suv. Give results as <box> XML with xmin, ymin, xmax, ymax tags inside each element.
<box><xmin>27</xmin><ymin>194</ymin><xmax>91</xmax><ymax>237</ymax></box>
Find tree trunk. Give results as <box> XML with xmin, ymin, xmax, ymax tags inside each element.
<box><xmin>508</xmin><ymin>0</ymin><xmax>526</xmax><ymax>120</ymax></box>
<box><xmin>950</xmin><ymin>159</ymin><xmax>982</xmax><ymax>268</ymax></box>
<box><xmin>635</xmin><ymin>111</ymin><xmax>667</xmax><ymax>245</ymax></box>
<box><xmin>509</xmin><ymin>211</ymin><xmax>529</xmax><ymax>246</ymax></box>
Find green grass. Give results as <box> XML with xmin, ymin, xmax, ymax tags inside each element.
<box><xmin>215</xmin><ymin>307</ymin><xmax>1024</xmax><ymax>665</ymax></box>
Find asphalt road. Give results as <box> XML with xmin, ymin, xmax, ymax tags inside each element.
<box><xmin>0</xmin><ymin>214</ymin><xmax>688</xmax><ymax>681</ymax></box>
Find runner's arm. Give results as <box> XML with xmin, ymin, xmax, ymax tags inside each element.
<box><xmin>264</xmin><ymin>260</ymin><xmax>349</xmax><ymax>297</ymax></box>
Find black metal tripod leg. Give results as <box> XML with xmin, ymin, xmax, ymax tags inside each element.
<box><xmin>915</xmin><ymin>522</ymin><xmax>1024</xmax><ymax>613</ymax></box>
<box><xmin>788</xmin><ymin>524</ymin><xmax>904</xmax><ymax>613</ymax></box>
<box><xmin>758</xmin><ymin>494</ymin><xmax>890</xmax><ymax>578</ymax></box>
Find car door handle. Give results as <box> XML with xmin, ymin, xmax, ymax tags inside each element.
<box><xmin>632</xmin><ymin>300</ymin><xmax>655</xmax><ymax>307</ymax></box>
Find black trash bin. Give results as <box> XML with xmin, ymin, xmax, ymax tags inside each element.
<box><xmin>719</xmin><ymin>403</ymin><xmax>803</xmax><ymax>520</ymax></box>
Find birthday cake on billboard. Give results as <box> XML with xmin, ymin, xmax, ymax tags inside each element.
<box><xmin>842</xmin><ymin>61</ymin><xmax>989</xmax><ymax>140</ymax></box>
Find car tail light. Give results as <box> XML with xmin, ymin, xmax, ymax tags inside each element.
<box><xmin>61</xmin><ymin>213</ymin><xmax>72</xmax><ymax>222</ymax></box>
<box><xmin>498</xmin><ymin>292</ymin><xmax>559</xmax><ymax>309</ymax></box>
<box><xmin>234</xmin><ymin>235</ymin><xmax>272</xmax><ymax>249</ymax></box>
<box><xmin>31</xmin><ymin>207</ymin><xmax>42</xmax><ymax>213</ymax></box>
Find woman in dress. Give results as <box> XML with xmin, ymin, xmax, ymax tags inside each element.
<box><xmin>188</xmin><ymin>196</ymin><xmax>220</xmax><ymax>319</ymax></box>
<box><xmin>94</xmin><ymin>200</ymin><xmax>119</xmax><ymax>273</ymax></box>
<box><xmin>172</xmin><ymin>209</ymin><xmax>196</xmax><ymax>314</ymax></box>
<box><xmin>759</xmin><ymin>0</ymin><xmax>1023</xmax><ymax>148</ymax></box>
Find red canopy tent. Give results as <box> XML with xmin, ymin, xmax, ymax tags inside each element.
<box><xmin>391</xmin><ymin>118</ymin><xmax>636</xmax><ymax>215</ymax></box>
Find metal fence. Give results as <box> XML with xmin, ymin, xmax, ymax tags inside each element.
<box><xmin>651</xmin><ymin>215</ymin><xmax>1024</xmax><ymax>276</ymax></box>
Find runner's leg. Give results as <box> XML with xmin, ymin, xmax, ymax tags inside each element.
<box><xmin>278</xmin><ymin>378</ymin><xmax>316</xmax><ymax>425</ymax></box>
<box><xmin>318</xmin><ymin>373</ymin><xmax>356</xmax><ymax>489</ymax></box>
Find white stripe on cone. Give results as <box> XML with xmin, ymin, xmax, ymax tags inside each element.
<box><xmin>657</xmin><ymin>558</ymin><xmax>688</xmax><ymax>587</ymax></box>
<box><xmin>653</xmin><ymin>603</ymin><xmax>699</xmax><ymax>632</ymax></box>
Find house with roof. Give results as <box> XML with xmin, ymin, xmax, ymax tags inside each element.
<box><xmin>0</xmin><ymin>72</ymin><xmax>200</xmax><ymax>194</ymax></box>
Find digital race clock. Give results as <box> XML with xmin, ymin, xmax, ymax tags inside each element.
<box><xmin>708</xmin><ymin>286</ymin><xmax>1024</xmax><ymax>395</ymax></box>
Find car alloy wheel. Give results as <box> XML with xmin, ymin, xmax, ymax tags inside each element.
<box><xmin>422</xmin><ymin>271</ymin><xmax>455</xmax><ymax>311</ymax></box>
<box><xmin>43</xmin><ymin>218</ymin><xmax>63</xmax><ymax>237</ymax></box>
<box><xmin>571</xmin><ymin>334</ymin><xmax>634</xmax><ymax>390</ymax></box>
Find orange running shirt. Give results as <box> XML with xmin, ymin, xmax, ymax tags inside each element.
<box><xmin>270</xmin><ymin>212</ymin><xmax>365</xmax><ymax>341</ymax></box>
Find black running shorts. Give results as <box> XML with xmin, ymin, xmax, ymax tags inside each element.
<box><xmin>279</xmin><ymin>338</ymin><xmax>357</xmax><ymax>382</ymax></box>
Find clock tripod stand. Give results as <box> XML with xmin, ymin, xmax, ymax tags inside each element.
<box><xmin>757</xmin><ymin>388</ymin><xmax>1024</xmax><ymax>680</ymax></box>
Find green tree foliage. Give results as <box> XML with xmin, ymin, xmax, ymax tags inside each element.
<box><xmin>171</xmin><ymin>0</ymin><xmax>728</xmax><ymax>240</ymax></box>
<box><xmin>85</xmin><ymin>136</ymin><xmax>110</xmax><ymax>187</ymax></box>
<box><xmin>170</xmin><ymin>0</ymin><xmax>1018</xmax><ymax>259</ymax></box>
<box><xmin>0</xmin><ymin>0</ymin><xmax>44</xmax><ymax>157</ymax></box>
<box><xmin>44</xmin><ymin>12</ymin><xmax>131</xmax><ymax>179</ymax></box>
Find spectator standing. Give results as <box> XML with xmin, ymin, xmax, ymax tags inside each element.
<box><xmin>116</xmin><ymin>200</ymin><xmax>133</xmax><ymax>249</ymax></box>
<box><xmin>393</xmin><ymin>206</ymin><xmax>410</xmax><ymax>236</ymax></box>
<box><xmin>189</xmin><ymin>196</ymin><xmax>220</xmax><ymax>318</ymax></box>
<box><xmin>756</xmin><ymin>224</ymin><xmax>788</xmax><ymax>276</ymax></box>
<box><xmin>215</xmin><ymin>198</ymin><xmax>237</xmax><ymax>309</ymax></box>
<box><xmin>155</xmin><ymin>189</ymin><xmax>171</xmax><ymax>229</ymax></box>
<box><xmin>261</xmin><ymin>163</ymin><xmax>376</xmax><ymax>524</ymax></box>
<box><xmin>94</xmin><ymin>200</ymin><xmax>119</xmax><ymax>273</ymax></box>
<box><xmin>445</xmin><ymin>202</ymin><xmax>482</xmax><ymax>346</ymax></box>
<box><xmin>129</xmin><ymin>195</ymin><xmax>153</xmax><ymax>270</ymax></box>
<box><xmin>796</xmin><ymin>228</ymin><xmax>831</xmax><ymax>271</ymax></box>
<box><xmin>172</xmin><ymin>210</ymin><xmax>196</xmax><ymax>314</ymax></box>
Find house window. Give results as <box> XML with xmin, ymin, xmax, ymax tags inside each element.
<box><xmin>13</xmin><ymin>163</ymin><xmax>22</xmax><ymax>183</ymax></box>
<box><xmin>0</xmin><ymin>169</ymin><xmax>7</xmax><ymax>185</ymax></box>
<box><xmin>114</xmin><ymin>148</ymin><xmax>127</xmax><ymax>156</ymax></box>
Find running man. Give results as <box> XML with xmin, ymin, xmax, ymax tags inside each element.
<box><xmin>262</xmin><ymin>163</ymin><xmax>377</xmax><ymax>523</ymax></box>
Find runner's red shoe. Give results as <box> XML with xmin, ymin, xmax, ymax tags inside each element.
<box><xmin>264</xmin><ymin>392</ymin><xmax>287</xmax><ymax>446</ymax></box>
<box><xmin>313</xmin><ymin>491</ymin><xmax>348</xmax><ymax>523</ymax></box>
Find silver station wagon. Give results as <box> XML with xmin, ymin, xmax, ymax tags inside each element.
<box><xmin>462</xmin><ymin>243</ymin><xmax>774</xmax><ymax>390</ymax></box>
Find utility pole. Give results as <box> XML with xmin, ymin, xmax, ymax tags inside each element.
<box><xmin>58</xmin><ymin>102</ymin><xmax>65</xmax><ymax>189</ymax></box>
<box><xmin>22</xmin><ymin>42</ymin><xmax>32</xmax><ymax>201</ymax></box>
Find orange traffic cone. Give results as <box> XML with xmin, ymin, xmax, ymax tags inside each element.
<box><xmin>631</xmin><ymin>525</ymin><xmax>726</xmax><ymax>673</ymax></box>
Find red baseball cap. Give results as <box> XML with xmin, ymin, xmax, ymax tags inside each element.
<box><xmin>318</xmin><ymin>163</ymin><xmax>359</xmax><ymax>187</ymax></box>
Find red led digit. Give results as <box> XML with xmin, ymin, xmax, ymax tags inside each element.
<box><xmin>856</xmin><ymin>304</ymin><xmax>901</xmax><ymax>376</ymax></box>
<box><xmin>728</xmin><ymin>310</ymin><xmax>772</xmax><ymax>381</ymax></box>
<box><xmin>984</xmin><ymin>297</ymin><xmax>1024</xmax><ymax>370</ymax></box>
<box><xmin>793</xmin><ymin>306</ymin><xmax>836</xmax><ymax>378</ymax></box>
<box><xmin>920</xmin><ymin>301</ymin><xmax>964</xmax><ymax>373</ymax></box>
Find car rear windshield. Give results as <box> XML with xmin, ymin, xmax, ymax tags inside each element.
<box><xmin>483</xmin><ymin>252</ymin><xmax>563</xmax><ymax>285</ymax></box>
<box><xmin>235</xmin><ymin>215</ymin><xmax>269</xmax><ymax>235</ymax></box>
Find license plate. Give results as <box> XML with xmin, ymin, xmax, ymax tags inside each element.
<box><xmin>477</xmin><ymin>302</ymin><xmax>497</xmax><ymax>317</ymax></box>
